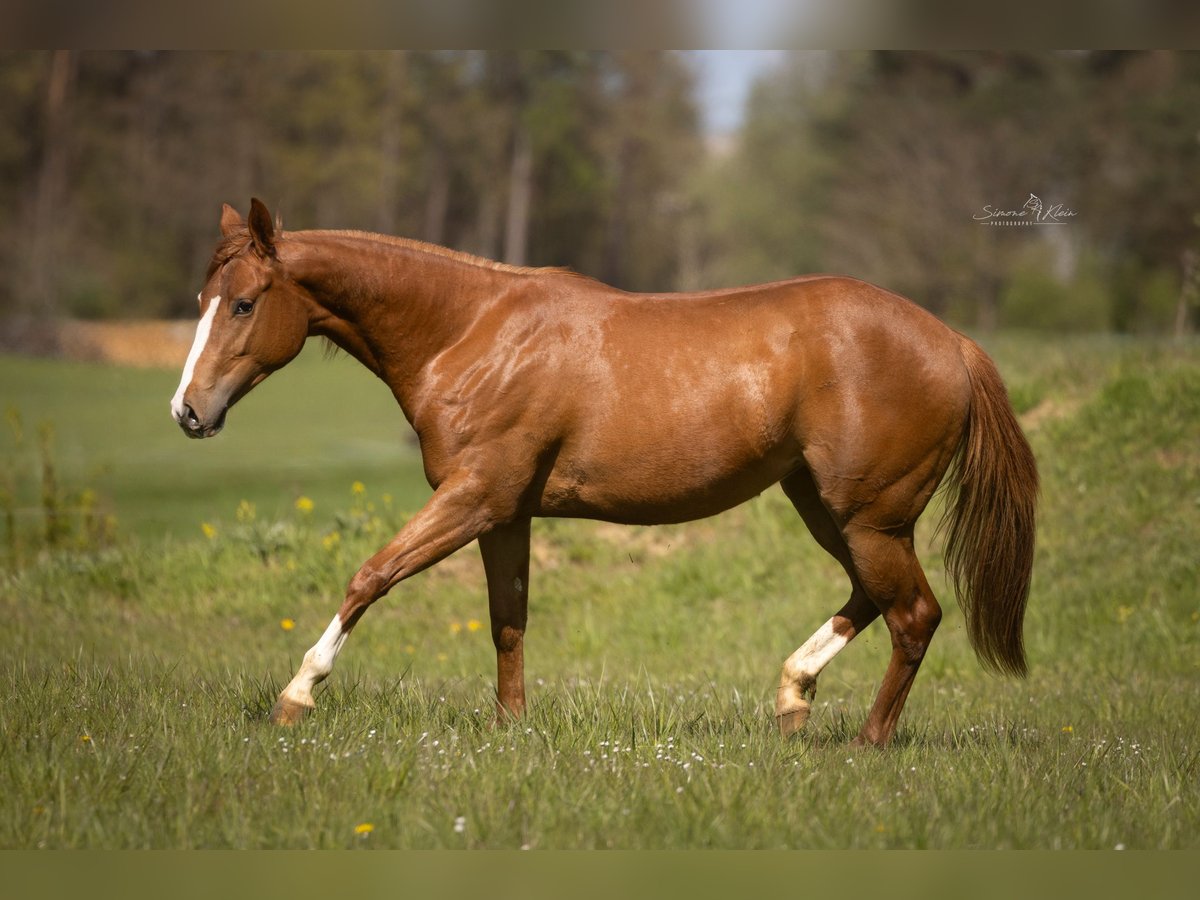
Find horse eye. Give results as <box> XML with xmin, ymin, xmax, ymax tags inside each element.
<box><xmin>234</xmin><ymin>299</ymin><xmax>255</xmax><ymax>316</ymax></box>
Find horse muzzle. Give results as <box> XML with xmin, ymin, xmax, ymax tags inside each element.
<box><xmin>175</xmin><ymin>403</ymin><xmax>227</xmax><ymax>439</ymax></box>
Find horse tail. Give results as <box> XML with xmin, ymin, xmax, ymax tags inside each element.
<box><xmin>941</xmin><ymin>336</ymin><xmax>1039</xmax><ymax>677</ymax></box>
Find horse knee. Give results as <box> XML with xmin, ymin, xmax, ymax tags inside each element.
<box><xmin>342</xmin><ymin>567</ymin><xmax>389</xmax><ymax>625</ymax></box>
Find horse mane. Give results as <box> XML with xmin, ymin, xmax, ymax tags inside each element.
<box><xmin>308</xmin><ymin>229</ymin><xmax>587</xmax><ymax>279</ymax></box>
<box><xmin>207</xmin><ymin>226</ymin><xmax>593</xmax><ymax>287</ymax></box>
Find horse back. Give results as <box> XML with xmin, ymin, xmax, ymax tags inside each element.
<box><xmin>501</xmin><ymin>274</ymin><xmax>972</xmax><ymax>523</ymax></box>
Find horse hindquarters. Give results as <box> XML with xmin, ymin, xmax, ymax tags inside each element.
<box><xmin>776</xmin><ymin>330</ymin><xmax>1036</xmax><ymax>745</ymax></box>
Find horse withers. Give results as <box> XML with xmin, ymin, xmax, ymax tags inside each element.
<box><xmin>172</xmin><ymin>198</ymin><xmax>1037</xmax><ymax>746</ymax></box>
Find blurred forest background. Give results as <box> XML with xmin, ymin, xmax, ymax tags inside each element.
<box><xmin>1</xmin><ymin>49</ymin><xmax>1198</xmax><ymax>341</ymax></box>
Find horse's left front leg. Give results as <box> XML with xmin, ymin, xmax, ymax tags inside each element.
<box><xmin>270</xmin><ymin>472</ymin><xmax>500</xmax><ymax>725</ymax></box>
<box><xmin>479</xmin><ymin>518</ymin><xmax>531</xmax><ymax>720</ymax></box>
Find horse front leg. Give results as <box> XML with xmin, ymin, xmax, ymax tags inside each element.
<box><xmin>270</xmin><ymin>472</ymin><xmax>500</xmax><ymax>725</ymax></box>
<box><xmin>478</xmin><ymin>518</ymin><xmax>531</xmax><ymax>721</ymax></box>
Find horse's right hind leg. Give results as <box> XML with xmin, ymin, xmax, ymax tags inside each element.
<box><xmin>775</xmin><ymin>470</ymin><xmax>879</xmax><ymax>736</ymax></box>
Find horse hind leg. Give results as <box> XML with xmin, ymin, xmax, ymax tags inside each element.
<box><xmin>841</xmin><ymin>524</ymin><xmax>942</xmax><ymax>747</ymax></box>
<box><xmin>775</xmin><ymin>469</ymin><xmax>880</xmax><ymax>737</ymax></box>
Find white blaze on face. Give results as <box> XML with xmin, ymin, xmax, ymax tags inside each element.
<box><xmin>170</xmin><ymin>295</ymin><xmax>222</xmax><ymax>420</ymax></box>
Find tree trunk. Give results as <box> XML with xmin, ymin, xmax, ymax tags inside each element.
<box><xmin>377</xmin><ymin>51</ymin><xmax>406</xmax><ymax>235</ymax></box>
<box><xmin>423</xmin><ymin>147</ymin><xmax>450</xmax><ymax>246</ymax></box>
<box><xmin>503</xmin><ymin>122</ymin><xmax>533</xmax><ymax>266</ymax></box>
<box><xmin>1176</xmin><ymin>249</ymin><xmax>1197</xmax><ymax>338</ymax></box>
<box><xmin>601</xmin><ymin>139</ymin><xmax>631</xmax><ymax>286</ymax></box>
<box><xmin>27</xmin><ymin>50</ymin><xmax>75</xmax><ymax>319</ymax></box>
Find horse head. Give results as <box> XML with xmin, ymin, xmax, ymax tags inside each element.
<box><xmin>171</xmin><ymin>199</ymin><xmax>311</xmax><ymax>438</ymax></box>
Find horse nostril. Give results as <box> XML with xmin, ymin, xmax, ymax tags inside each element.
<box><xmin>184</xmin><ymin>404</ymin><xmax>200</xmax><ymax>428</ymax></box>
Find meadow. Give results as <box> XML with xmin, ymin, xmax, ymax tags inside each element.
<box><xmin>0</xmin><ymin>334</ymin><xmax>1197</xmax><ymax>848</ymax></box>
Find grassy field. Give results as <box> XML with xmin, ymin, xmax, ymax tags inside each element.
<box><xmin>0</xmin><ymin>345</ymin><xmax>430</xmax><ymax>541</ymax></box>
<box><xmin>0</xmin><ymin>334</ymin><xmax>1197</xmax><ymax>848</ymax></box>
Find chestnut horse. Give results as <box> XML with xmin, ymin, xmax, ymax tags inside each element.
<box><xmin>172</xmin><ymin>199</ymin><xmax>1037</xmax><ymax>746</ymax></box>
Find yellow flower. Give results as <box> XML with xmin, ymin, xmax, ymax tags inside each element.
<box><xmin>449</xmin><ymin>621</ymin><xmax>463</xmax><ymax>636</ymax></box>
<box><xmin>436</xmin><ymin>653</ymin><xmax>448</xmax><ymax>662</ymax></box>
<box><xmin>236</xmin><ymin>500</ymin><xmax>256</xmax><ymax>523</ymax></box>
<box><xmin>354</xmin><ymin>822</ymin><xmax>374</xmax><ymax>835</ymax></box>
<box><xmin>80</xmin><ymin>734</ymin><xmax>91</xmax><ymax>743</ymax></box>
<box><xmin>200</xmin><ymin>522</ymin><xmax>217</xmax><ymax>540</ymax></box>
<box><xmin>351</xmin><ymin>481</ymin><xmax>366</xmax><ymax>496</ymax></box>
<box><xmin>1116</xmin><ymin>605</ymin><xmax>1134</xmax><ymax>624</ymax></box>
<box><xmin>322</xmin><ymin>532</ymin><xmax>341</xmax><ymax>550</ymax></box>
<box><xmin>295</xmin><ymin>496</ymin><xmax>314</xmax><ymax>513</ymax></box>
<box><xmin>280</xmin><ymin>618</ymin><xmax>296</xmax><ymax>631</ymax></box>
<box><xmin>1061</xmin><ymin>725</ymin><xmax>1073</xmax><ymax>734</ymax></box>
<box><xmin>404</xmin><ymin>644</ymin><xmax>416</xmax><ymax>654</ymax></box>
<box><xmin>467</xmin><ymin>619</ymin><xmax>483</xmax><ymax>633</ymax></box>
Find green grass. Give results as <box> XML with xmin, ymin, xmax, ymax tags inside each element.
<box><xmin>0</xmin><ymin>335</ymin><xmax>1197</xmax><ymax>848</ymax></box>
<box><xmin>0</xmin><ymin>342</ymin><xmax>429</xmax><ymax>541</ymax></box>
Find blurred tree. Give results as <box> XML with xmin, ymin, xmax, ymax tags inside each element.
<box><xmin>2</xmin><ymin>51</ymin><xmax>1198</xmax><ymax>334</ymax></box>
<box><xmin>705</xmin><ymin>50</ymin><xmax>1200</xmax><ymax>332</ymax></box>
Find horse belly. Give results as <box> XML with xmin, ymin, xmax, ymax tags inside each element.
<box><xmin>538</xmin><ymin>385</ymin><xmax>803</xmax><ymax>525</ymax></box>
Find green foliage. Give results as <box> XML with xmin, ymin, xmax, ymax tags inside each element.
<box><xmin>704</xmin><ymin>51</ymin><xmax>1200</xmax><ymax>332</ymax></box>
<box><xmin>0</xmin><ymin>51</ymin><xmax>704</xmax><ymax>321</ymax></box>
<box><xmin>0</xmin><ymin>335</ymin><xmax>1197</xmax><ymax>847</ymax></box>
<box><xmin>1000</xmin><ymin>259</ymin><xmax>1112</xmax><ymax>332</ymax></box>
<box><xmin>0</xmin><ymin>407</ymin><xmax>115</xmax><ymax>568</ymax></box>
<box><xmin>3</xmin><ymin>51</ymin><xmax>1198</xmax><ymax>331</ymax></box>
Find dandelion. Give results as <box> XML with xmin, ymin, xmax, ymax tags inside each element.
<box><xmin>80</xmin><ymin>734</ymin><xmax>91</xmax><ymax>743</ymax></box>
<box><xmin>351</xmin><ymin>481</ymin><xmax>366</xmax><ymax>496</ymax></box>
<box><xmin>450</xmin><ymin>621</ymin><xmax>463</xmax><ymax>636</ymax></box>
<box><xmin>453</xmin><ymin>816</ymin><xmax>466</xmax><ymax>834</ymax></box>
<box><xmin>467</xmin><ymin>619</ymin><xmax>483</xmax><ymax>633</ymax></box>
<box><xmin>280</xmin><ymin>618</ymin><xmax>296</xmax><ymax>631</ymax></box>
<box><xmin>295</xmin><ymin>496</ymin><xmax>314</xmax><ymax>513</ymax></box>
<box><xmin>354</xmin><ymin>822</ymin><xmax>374</xmax><ymax>836</ymax></box>
<box><xmin>200</xmin><ymin>522</ymin><xmax>217</xmax><ymax>540</ymax></box>
<box><xmin>1062</xmin><ymin>725</ymin><xmax>1074</xmax><ymax>734</ymax></box>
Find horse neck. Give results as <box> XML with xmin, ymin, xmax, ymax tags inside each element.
<box><xmin>280</xmin><ymin>231</ymin><xmax>513</xmax><ymax>410</ymax></box>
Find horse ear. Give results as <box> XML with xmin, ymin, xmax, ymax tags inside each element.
<box><xmin>219</xmin><ymin>203</ymin><xmax>244</xmax><ymax>237</ymax></box>
<box><xmin>248</xmin><ymin>197</ymin><xmax>276</xmax><ymax>259</ymax></box>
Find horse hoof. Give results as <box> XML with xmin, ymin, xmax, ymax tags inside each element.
<box><xmin>269</xmin><ymin>696</ymin><xmax>313</xmax><ymax>726</ymax></box>
<box><xmin>776</xmin><ymin>703</ymin><xmax>811</xmax><ymax>738</ymax></box>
